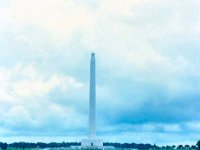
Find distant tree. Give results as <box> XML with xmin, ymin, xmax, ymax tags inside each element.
<box><xmin>112</xmin><ymin>142</ymin><xmax>121</xmax><ymax>148</ymax></box>
<box><xmin>136</xmin><ymin>143</ymin><xmax>153</xmax><ymax>149</ymax></box>
<box><xmin>185</xmin><ymin>145</ymin><xmax>190</xmax><ymax>149</ymax></box>
<box><xmin>146</xmin><ymin>144</ymin><xmax>153</xmax><ymax>149</ymax></box>
<box><xmin>197</xmin><ymin>140</ymin><xmax>200</xmax><ymax>150</ymax></box>
<box><xmin>131</xmin><ymin>143</ymin><xmax>137</xmax><ymax>148</ymax></box>
<box><xmin>137</xmin><ymin>143</ymin><xmax>145</xmax><ymax>149</ymax></box>
<box><xmin>36</xmin><ymin>142</ymin><xmax>47</xmax><ymax>148</ymax></box>
<box><xmin>191</xmin><ymin>145</ymin><xmax>197</xmax><ymax>150</ymax></box>
<box><xmin>152</xmin><ymin>144</ymin><xmax>160</xmax><ymax>149</ymax></box>
<box><xmin>161</xmin><ymin>146</ymin><xmax>166</xmax><ymax>149</ymax></box>
<box><xmin>48</xmin><ymin>142</ymin><xmax>59</xmax><ymax>148</ymax></box>
<box><xmin>0</xmin><ymin>142</ymin><xmax>7</xmax><ymax>150</ymax></box>
<box><xmin>166</xmin><ymin>145</ymin><xmax>172</xmax><ymax>149</ymax></box>
<box><xmin>172</xmin><ymin>145</ymin><xmax>176</xmax><ymax>149</ymax></box>
<box><xmin>177</xmin><ymin>145</ymin><xmax>183</xmax><ymax>149</ymax></box>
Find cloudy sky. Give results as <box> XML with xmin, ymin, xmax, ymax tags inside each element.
<box><xmin>0</xmin><ymin>0</ymin><xmax>200</xmax><ymax>145</ymax></box>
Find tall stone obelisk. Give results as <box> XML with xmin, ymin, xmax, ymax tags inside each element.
<box><xmin>81</xmin><ymin>52</ymin><xmax>103</xmax><ymax>149</ymax></box>
<box><xmin>89</xmin><ymin>52</ymin><xmax>96</xmax><ymax>139</ymax></box>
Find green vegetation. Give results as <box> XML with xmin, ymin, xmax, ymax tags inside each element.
<box><xmin>0</xmin><ymin>140</ymin><xmax>200</xmax><ymax>150</ymax></box>
<box><xmin>6</xmin><ymin>148</ymin><xmax>39</xmax><ymax>150</ymax></box>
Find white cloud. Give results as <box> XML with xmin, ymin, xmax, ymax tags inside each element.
<box><xmin>185</xmin><ymin>122</ymin><xmax>200</xmax><ymax>131</ymax></box>
<box><xmin>0</xmin><ymin>64</ymin><xmax>83</xmax><ymax>99</ymax></box>
<box><xmin>10</xmin><ymin>0</ymin><xmax>96</xmax><ymax>41</ymax></box>
<box><xmin>102</xmin><ymin>123</ymin><xmax>182</xmax><ymax>133</ymax></box>
<box><xmin>7</xmin><ymin>0</ymin><xmax>198</xmax><ymax>79</ymax></box>
<box><xmin>47</xmin><ymin>104</ymin><xmax>87</xmax><ymax>129</ymax></box>
<box><xmin>2</xmin><ymin>106</ymin><xmax>39</xmax><ymax>129</ymax></box>
<box><xmin>0</xmin><ymin>64</ymin><xmax>87</xmax><ymax>135</ymax></box>
<box><xmin>162</xmin><ymin>124</ymin><xmax>181</xmax><ymax>132</ymax></box>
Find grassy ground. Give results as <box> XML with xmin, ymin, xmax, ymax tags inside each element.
<box><xmin>2</xmin><ymin>148</ymin><xmax>130</xmax><ymax>150</ymax></box>
<box><xmin>6</xmin><ymin>148</ymin><xmax>40</xmax><ymax>150</ymax></box>
<box><xmin>1</xmin><ymin>148</ymin><xmax>195</xmax><ymax>150</ymax></box>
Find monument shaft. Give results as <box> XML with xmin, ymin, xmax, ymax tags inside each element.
<box><xmin>89</xmin><ymin>52</ymin><xmax>96</xmax><ymax>139</ymax></box>
<box><xmin>81</xmin><ymin>53</ymin><xmax>103</xmax><ymax>148</ymax></box>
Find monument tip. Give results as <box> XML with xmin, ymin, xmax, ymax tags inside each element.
<box><xmin>91</xmin><ymin>51</ymin><xmax>95</xmax><ymax>56</ymax></box>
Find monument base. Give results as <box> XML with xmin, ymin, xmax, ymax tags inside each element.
<box><xmin>81</xmin><ymin>139</ymin><xmax>103</xmax><ymax>149</ymax></box>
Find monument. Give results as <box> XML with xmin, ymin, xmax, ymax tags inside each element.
<box><xmin>81</xmin><ymin>52</ymin><xmax>103</xmax><ymax>149</ymax></box>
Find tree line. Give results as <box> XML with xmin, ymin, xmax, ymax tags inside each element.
<box><xmin>0</xmin><ymin>140</ymin><xmax>200</xmax><ymax>149</ymax></box>
<box><xmin>0</xmin><ymin>142</ymin><xmax>80</xmax><ymax>149</ymax></box>
<box><xmin>104</xmin><ymin>142</ymin><xmax>198</xmax><ymax>149</ymax></box>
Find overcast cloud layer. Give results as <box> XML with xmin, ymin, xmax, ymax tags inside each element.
<box><xmin>0</xmin><ymin>0</ymin><xmax>200</xmax><ymax>145</ymax></box>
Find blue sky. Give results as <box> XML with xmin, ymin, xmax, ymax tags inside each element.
<box><xmin>0</xmin><ymin>0</ymin><xmax>200</xmax><ymax>145</ymax></box>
